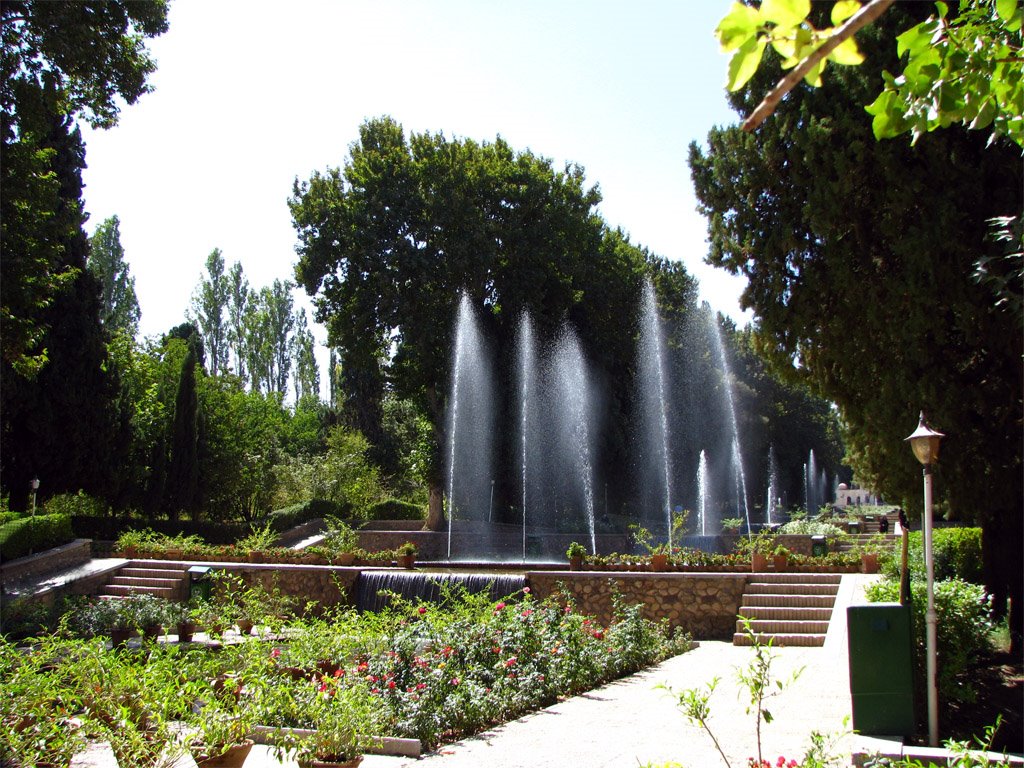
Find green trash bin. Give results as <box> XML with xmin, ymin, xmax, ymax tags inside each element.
<box><xmin>847</xmin><ymin>603</ymin><xmax>915</xmax><ymax>736</ymax></box>
<box><xmin>188</xmin><ymin>565</ymin><xmax>214</xmax><ymax>602</ymax></box>
<box><xmin>811</xmin><ymin>535</ymin><xmax>827</xmax><ymax>557</ymax></box>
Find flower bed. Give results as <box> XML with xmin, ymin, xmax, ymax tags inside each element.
<box><xmin>1</xmin><ymin>586</ymin><xmax>690</xmax><ymax>764</ymax></box>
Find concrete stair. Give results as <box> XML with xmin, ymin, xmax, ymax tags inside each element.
<box><xmin>832</xmin><ymin>532</ymin><xmax>897</xmax><ymax>553</ymax></box>
<box><xmin>99</xmin><ymin>563</ymin><xmax>190</xmax><ymax>600</ymax></box>
<box><xmin>734</xmin><ymin>573</ymin><xmax>841</xmax><ymax>647</ymax></box>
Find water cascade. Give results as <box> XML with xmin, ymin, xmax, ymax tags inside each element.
<box><xmin>356</xmin><ymin>571</ymin><xmax>527</xmax><ymax>612</ymax></box>
<box><xmin>638</xmin><ymin>280</ymin><xmax>674</xmax><ymax>545</ymax></box>
<box><xmin>516</xmin><ymin>313</ymin><xmax>539</xmax><ymax>561</ymax></box>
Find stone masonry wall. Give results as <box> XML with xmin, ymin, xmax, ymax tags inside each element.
<box><xmin>210</xmin><ymin>564</ymin><xmax>360</xmax><ymax>614</ymax></box>
<box><xmin>526</xmin><ymin>572</ymin><xmax>749</xmax><ymax>641</ymax></box>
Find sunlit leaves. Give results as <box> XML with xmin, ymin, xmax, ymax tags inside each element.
<box><xmin>716</xmin><ymin>0</ymin><xmax>865</xmax><ymax>91</ymax></box>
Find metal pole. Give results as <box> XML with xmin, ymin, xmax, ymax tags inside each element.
<box><xmin>923</xmin><ymin>464</ymin><xmax>939</xmax><ymax>746</ymax></box>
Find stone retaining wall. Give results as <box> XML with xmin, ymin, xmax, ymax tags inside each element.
<box><xmin>205</xmin><ymin>563</ymin><xmax>360</xmax><ymax>614</ymax></box>
<box><xmin>526</xmin><ymin>572</ymin><xmax>749</xmax><ymax>640</ymax></box>
<box><xmin>0</xmin><ymin>538</ymin><xmax>92</xmax><ymax>583</ymax></box>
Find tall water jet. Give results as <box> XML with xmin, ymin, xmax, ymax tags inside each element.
<box><xmin>550</xmin><ymin>326</ymin><xmax>597</xmax><ymax>554</ymax></box>
<box><xmin>638</xmin><ymin>279</ymin><xmax>673</xmax><ymax>545</ymax></box>
<box><xmin>697</xmin><ymin>449</ymin><xmax>709</xmax><ymax>536</ymax></box>
<box><xmin>709</xmin><ymin>315</ymin><xmax>752</xmax><ymax>537</ymax></box>
<box><xmin>765</xmin><ymin>444</ymin><xmax>779</xmax><ymax>526</ymax></box>
<box><xmin>516</xmin><ymin>313</ymin><xmax>539</xmax><ymax>561</ymax></box>
<box><xmin>445</xmin><ymin>293</ymin><xmax>495</xmax><ymax>559</ymax></box>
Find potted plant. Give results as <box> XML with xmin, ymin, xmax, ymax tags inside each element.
<box><xmin>721</xmin><ymin>517</ymin><xmax>744</xmax><ymax>535</ymax></box>
<box><xmin>167</xmin><ymin>599</ymin><xmax>200</xmax><ymax>642</ymax></box>
<box><xmin>189</xmin><ymin>702</ymin><xmax>255</xmax><ymax>767</ymax></box>
<box><xmin>237</xmin><ymin>523</ymin><xmax>277</xmax><ymax>563</ymax></box>
<box><xmin>857</xmin><ymin>534</ymin><xmax>888</xmax><ymax>573</ymax></box>
<box><xmin>134</xmin><ymin>593</ymin><xmax>171</xmax><ymax>640</ymax></box>
<box><xmin>277</xmin><ymin>678</ymin><xmax>371</xmax><ymax>768</ymax></box>
<box><xmin>772</xmin><ymin>545</ymin><xmax>791</xmax><ymax>572</ymax></box>
<box><xmin>114</xmin><ymin>528</ymin><xmax>157</xmax><ymax>559</ymax></box>
<box><xmin>396</xmin><ymin>541</ymin><xmax>417</xmax><ymax>568</ymax></box>
<box><xmin>324</xmin><ymin>517</ymin><xmax>360</xmax><ymax>566</ymax></box>
<box><xmin>735</xmin><ymin>529</ymin><xmax>775</xmax><ymax>572</ymax></box>
<box><xmin>566</xmin><ymin>541</ymin><xmax>587</xmax><ymax>571</ymax></box>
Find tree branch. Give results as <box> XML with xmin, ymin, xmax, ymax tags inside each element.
<box><xmin>742</xmin><ymin>0</ymin><xmax>896</xmax><ymax>133</ymax></box>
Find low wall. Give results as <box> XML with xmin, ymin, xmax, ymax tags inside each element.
<box><xmin>527</xmin><ymin>571</ymin><xmax>749</xmax><ymax>640</ymax></box>
<box><xmin>199</xmin><ymin>562</ymin><xmax>360</xmax><ymax>614</ymax></box>
<box><xmin>1</xmin><ymin>538</ymin><xmax>92</xmax><ymax>584</ymax></box>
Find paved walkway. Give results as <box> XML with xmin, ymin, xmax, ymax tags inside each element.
<box><xmin>243</xmin><ymin>575</ymin><xmax>875</xmax><ymax>768</ymax></box>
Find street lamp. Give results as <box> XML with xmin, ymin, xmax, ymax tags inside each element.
<box><xmin>30</xmin><ymin>477</ymin><xmax>40</xmax><ymax>517</ymax></box>
<box><xmin>905</xmin><ymin>412</ymin><xmax>944</xmax><ymax>747</ymax></box>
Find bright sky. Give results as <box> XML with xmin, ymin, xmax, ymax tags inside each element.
<box><xmin>80</xmin><ymin>0</ymin><xmax>749</xmax><ymax>385</ymax></box>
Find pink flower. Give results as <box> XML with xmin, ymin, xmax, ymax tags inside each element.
<box><xmin>270</xmin><ymin>647</ymin><xmax>281</xmax><ymax>658</ymax></box>
<box><xmin>522</xmin><ymin>586</ymin><xmax>531</xmax><ymax>594</ymax></box>
<box><xmin>418</xmin><ymin>606</ymin><xmax>427</xmax><ymax>615</ymax></box>
<box><xmin>521</xmin><ymin>609</ymin><xmax>533</xmax><ymax>618</ymax></box>
<box><xmin>494</xmin><ymin>602</ymin><xmax>506</xmax><ymax>612</ymax></box>
<box><xmin>334</xmin><ymin>668</ymin><xmax>344</xmax><ymax>677</ymax></box>
<box><xmin>504</xmin><ymin>655</ymin><xmax>518</xmax><ymax>667</ymax></box>
<box><xmin>450</xmin><ymin>677</ymin><xmax>460</xmax><ymax>686</ymax></box>
<box><xmin>387</xmin><ymin>680</ymin><xmax>396</xmax><ymax>689</ymax></box>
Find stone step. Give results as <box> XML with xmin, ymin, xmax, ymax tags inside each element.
<box><xmin>747</xmin><ymin>582</ymin><xmax>840</xmax><ymax>596</ymax></box>
<box><xmin>120</xmin><ymin>567</ymin><xmax>190</xmax><ymax>579</ymax></box>
<box><xmin>747</xmin><ymin>573</ymin><xmax>843</xmax><ymax>584</ymax></box>
<box><xmin>741</xmin><ymin>593</ymin><xmax>837</xmax><ymax>608</ymax></box>
<box><xmin>733</xmin><ymin>632</ymin><xmax>826</xmax><ymax>647</ymax></box>
<box><xmin>736</xmin><ymin>618</ymin><xmax>831</xmax><ymax>634</ymax></box>
<box><xmin>737</xmin><ymin>605</ymin><xmax>834</xmax><ymax>621</ymax></box>
<box><xmin>108</xmin><ymin>575</ymin><xmax>182</xmax><ymax>590</ymax></box>
<box><xmin>102</xmin><ymin>583</ymin><xmax>178</xmax><ymax>599</ymax></box>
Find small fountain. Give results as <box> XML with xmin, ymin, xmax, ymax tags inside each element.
<box><xmin>697</xmin><ymin>449</ymin><xmax>709</xmax><ymax>536</ymax></box>
<box><xmin>765</xmin><ymin>445</ymin><xmax>779</xmax><ymax>527</ymax></box>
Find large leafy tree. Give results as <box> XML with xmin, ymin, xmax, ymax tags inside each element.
<box><xmin>290</xmin><ymin>117</ymin><xmax>665</xmax><ymax>527</ymax></box>
<box><xmin>689</xmin><ymin>5</ymin><xmax>1022</xmax><ymax>643</ymax></box>
<box><xmin>189</xmin><ymin>249</ymin><xmax>230</xmax><ymax>375</ymax></box>
<box><xmin>87</xmin><ymin>215</ymin><xmax>140</xmax><ymax>335</ymax></box>
<box><xmin>1</xmin><ymin>0</ymin><xmax>168</xmax><ymax>376</ymax></box>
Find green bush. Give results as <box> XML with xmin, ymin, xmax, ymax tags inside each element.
<box><xmin>882</xmin><ymin>527</ymin><xmax>983</xmax><ymax>584</ymax></box>
<box><xmin>865</xmin><ymin>578</ymin><xmax>992</xmax><ymax>705</ymax></box>
<box><xmin>0</xmin><ymin>513</ymin><xmax>75</xmax><ymax>562</ymax></box>
<box><xmin>366</xmin><ymin>498</ymin><xmax>424</xmax><ymax>521</ymax></box>
<box><xmin>259</xmin><ymin>499</ymin><xmax>347</xmax><ymax>532</ymax></box>
<box><xmin>777</xmin><ymin>519</ymin><xmax>846</xmax><ymax>537</ymax></box>
<box><xmin>42</xmin><ymin>491</ymin><xmax>110</xmax><ymax>518</ymax></box>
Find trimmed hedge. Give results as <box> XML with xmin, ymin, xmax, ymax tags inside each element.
<box><xmin>258</xmin><ymin>498</ymin><xmax>348</xmax><ymax>532</ymax></box>
<box><xmin>0</xmin><ymin>513</ymin><xmax>74</xmax><ymax>563</ymax></box>
<box><xmin>883</xmin><ymin>526</ymin><xmax>983</xmax><ymax>584</ymax></box>
<box><xmin>70</xmin><ymin>516</ymin><xmax>245</xmax><ymax>545</ymax></box>
<box><xmin>367</xmin><ymin>498</ymin><xmax>424</xmax><ymax>521</ymax></box>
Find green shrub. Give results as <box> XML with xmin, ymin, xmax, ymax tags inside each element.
<box><xmin>366</xmin><ymin>498</ymin><xmax>424</xmax><ymax>521</ymax></box>
<box><xmin>882</xmin><ymin>527</ymin><xmax>983</xmax><ymax>584</ymax></box>
<box><xmin>42</xmin><ymin>491</ymin><xmax>110</xmax><ymax>518</ymax></box>
<box><xmin>0</xmin><ymin>513</ymin><xmax>74</xmax><ymax>562</ymax></box>
<box><xmin>259</xmin><ymin>499</ymin><xmax>346</xmax><ymax>532</ymax></box>
<box><xmin>777</xmin><ymin>519</ymin><xmax>846</xmax><ymax>537</ymax></box>
<box><xmin>865</xmin><ymin>577</ymin><xmax>992</xmax><ymax>705</ymax></box>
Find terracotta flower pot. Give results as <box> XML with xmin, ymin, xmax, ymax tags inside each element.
<box><xmin>650</xmin><ymin>554</ymin><xmax>668</xmax><ymax>572</ymax></box>
<box><xmin>177</xmin><ymin>622</ymin><xmax>197</xmax><ymax>643</ymax></box>
<box><xmin>195</xmin><ymin>739</ymin><xmax>254</xmax><ymax>768</ymax></box>
<box><xmin>860</xmin><ymin>553</ymin><xmax>879</xmax><ymax>573</ymax></box>
<box><xmin>398</xmin><ymin>554</ymin><xmax>416</xmax><ymax>569</ymax></box>
<box><xmin>772</xmin><ymin>555</ymin><xmax>789</xmax><ymax>572</ymax></box>
<box><xmin>568</xmin><ymin>556</ymin><xmax>582</xmax><ymax>571</ymax></box>
<box><xmin>751</xmin><ymin>553</ymin><xmax>769</xmax><ymax>572</ymax></box>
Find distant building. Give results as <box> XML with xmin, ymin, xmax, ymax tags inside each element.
<box><xmin>835</xmin><ymin>482</ymin><xmax>882</xmax><ymax>508</ymax></box>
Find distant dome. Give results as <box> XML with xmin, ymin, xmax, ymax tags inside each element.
<box><xmin>837</xmin><ymin>483</ymin><xmax>849</xmax><ymax>491</ymax></box>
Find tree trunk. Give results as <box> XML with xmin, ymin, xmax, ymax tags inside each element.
<box><xmin>424</xmin><ymin>483</ymin><xmax>444</xmax><ymax>531</ymax></box>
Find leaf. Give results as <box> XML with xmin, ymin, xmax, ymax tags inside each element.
<box><xmin>896</xmin><ymin>20</ymin><xmax>939</xmax><ymax>59</ymax></box>
<box><xmin>831</xmin><ymin>0</ymin><xmax>862</xmax><ymax>25</ymax></box>
<box><xmin>759</xmin><ymin>0</ymin><xmax>810</xmax><ymax>28</ymax></box>
<box><xmin>763</xmin><ymin>709</ymin><xmax>774</xmax><ymax>723</ymax></box>
<box><xmin>727</xmin><ymin>36</ymin><xmax>768</xmax><ymax>92</ymax></box>
<box><xmin>996</xmin><ymin>0</ymin><xmax>1016</xmax><ymax>21</ymax></box>
<box><xmin>803</xmin><ymin>57</ymin><xmax>825</xmax><ymax>88</ymax></box>
<box><xmin>827</xmin><ymin>36</ymin><xmax>864</xmax><ymax>66</ymax></box>
<box><xmin>717</xmin><ymin>2</ymin><xmax>762</xmax><ymax>52</ymax></box>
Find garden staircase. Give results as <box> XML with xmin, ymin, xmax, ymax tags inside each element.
<box><xmin>832</xmin><ymin>533</ymin><xmax>897</xmax><ymax>554</ymax></box>
<box><xmin>733</xmin><ymin>573</ymin><xmax>841</xmax><ymax>647</ymax></box>
<box><xmin>98</xmin><ymin>562</ymin><xmax>190</xmax><ymax>601</ymax></box>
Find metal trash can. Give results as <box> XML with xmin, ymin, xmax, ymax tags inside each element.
<box><xmin>847</xmin><ymin>603</ymin><xmax>915</xmax><ymax>736</ymax></box>
<box><xmin>811</xmin><ymin>535</ymin><xmax>827</xmax><ymax>557</ymax></box>
<box><xmin>187</xmin><ymin>565</ymin><xmax>214</xmax><ymax>602</ymax></box>
<box><xmin>848</xmin><ymin>520</ymin><xmax>862</xmax><ymax>534</ymax></box>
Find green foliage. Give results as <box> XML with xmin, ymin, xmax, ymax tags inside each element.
<box><xmin>866</xmin><ymin>578</ymin><xmax>993</xmax><ymax>704</ymax></box>
<box><xmin>86</xmin><ymin>215</ymin><xmax>139</xmax><ymax>335</ymax></box>
<box><xmin>259</xmin><ymin>499</ymin><xmax>345</xmax><ymax>532</ymax></box>
<box><xmin>366</xmin><ymin>497</ymin><xmax>424</xmax><ymax>521</ymax></box>
<box><xmin>778</xmin><ymin>519</ymin><xmax>846</xmax><ymax>537</ymax></box>
<box><xmin>566</xmin><ymin>541</ymin><xmax>588</xmax><ymax>559</ymax></box>
<box><xmin>882</xmin><ymin>527</ymin><xmax>983</xmax><ymax>584</ymax></box>
<box><xmin>0</xmin><ymin>512</ymin><xmax>73</xmax><ymax>562</ymax></box>
<box><xmin>42</xmin><ymin>491</ymin><xmax>110</xmax><ymax>518</ymax></box>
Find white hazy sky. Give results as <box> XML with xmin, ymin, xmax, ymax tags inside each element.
<box><xmin>80</xmin><ymin>0</ymin><xmax>750</xmax><ymax>380</ymax></box>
